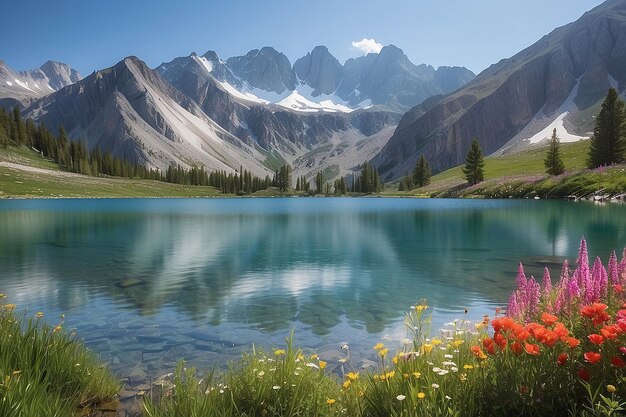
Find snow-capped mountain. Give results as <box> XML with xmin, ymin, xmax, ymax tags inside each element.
<box><xmin>0</xmin><ymin>60</ymin><xmax>81</xmax><ymax>108</ymax></box>
<box><xmin>373</xmin><ymin>0</ymin><xmax>626</xmax><ymax>180</ymax></box>
<box><xmin>25</xmin><ymin>57</ymin><xmax>271</xmax><ymax>175</ymax></box>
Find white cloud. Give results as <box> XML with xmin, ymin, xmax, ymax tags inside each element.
<box><xmin>351</xmin><ymin>38</ymin><xmax>383</xmax><ymax>55</ymax></box>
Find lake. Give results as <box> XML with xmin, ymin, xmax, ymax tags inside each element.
<box><xmin>0</xmin><ymin>198</ymin><xmax>625</xmax><ymax>383</ymax></box>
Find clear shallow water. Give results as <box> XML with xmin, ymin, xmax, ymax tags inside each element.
<box><xmin>0</xmin><ymin>198</ymin><xmax>625</xmax><ymax>381</ymax></box>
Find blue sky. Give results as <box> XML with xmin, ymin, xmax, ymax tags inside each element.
<box><xmin>0</xmin><ymin>0</ymin><xmax>604</xmax><ymax>75</ymax></box>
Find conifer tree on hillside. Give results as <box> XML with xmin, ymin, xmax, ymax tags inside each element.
<box><xmin>587</xmin><ymin>88</ymin><xmax>626</xmax><ymax>168</ymax></box>
<box><xmin>544</xmin><ymin>128</ymin><xmax>565</xmax><ymax>175</ymax></box>
<box><xmin>413</xmin><ymin>154</ymin><xmax>431</xmax><ymax>188</ymax></box>
<box><xmin>462</xmin><ymin>138</ymin><xmax>485</xmax><ymax>185</ymax></box>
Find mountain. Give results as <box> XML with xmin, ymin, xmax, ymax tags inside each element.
<box><xmin>373</xmin><ymin>0</ymin><xmax>626</xmax><ymax>180</ymax></box>
<box><xmin>335</xmin><ymin>45</ymin><xmax>476</xmax><ymax>111</ymax></box>
<box><xmin>293</xmin><ymin>45</ymin><xmax>344</xmax><ymax>96</ymax></box>
<box><xmin>156</xmin><ymin>51</ymin><xmax>399</xmax><ymax>179</ymax></box>
<box><xmin>227</xmin><ymin>47</ymin><xmax>296</xmax><ymax>94</ymax></box>
<box><xmin>0</xmin><ymin>60</ymin><xmax>81</xmax><ymax>108</ymax></box>
<box><xmin>206</xmin><ymin>45</ymin><xmax>475</xmax><ymax>113</ymax></box>
<box><xmin>24</xmin><ymin>56</ymin><xmax>271</xmax><ymax>175</ymax></box>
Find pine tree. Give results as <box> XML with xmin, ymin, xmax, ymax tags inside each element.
<box><xmin>315</xmin><ymin>171</ymin><xmax>323</xmax><ymax>194</ymax></box>
<box><xmin>463</xmin><ymin>138</ymin><xmax>485</xmax><ymax>185</ymax></box>
<box><xmin>587</xmin><ymin>88</ymin><xmax>626</xmax><ymax>168</ymax></box>
<box><xmin>544</xmin><ymin>128</ymin><xmax>565</xmax><ymax>175</ymax></box>
<box><xmin>413</xmin><ymin>154</ymin><xmax>431</xmax><ymax>188</ymax></box>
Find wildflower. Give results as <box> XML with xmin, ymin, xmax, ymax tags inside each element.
<box><xmin>471</xmin><ymin>345</ymin><xmax>487</xmax><ymax>359</ymax></box>
<box><xmin>422</xmin><ymin>344</ymin><xmax>433</xmax><ymax>354</ymax></box>
<box><xmin>578</xmin><ymin>368</ymin><xmax>591</xmax><ymax>382</ymax></box>
<box><xmin>581</xmin><ymin>303</ymin><xmax>610</xmax><ymax>325</ymax></box>
<box><xmin>431</xmin><ymin>338</ymin><xmax>443</xmax><ymax>346</ymax></box>
<box><xmin>35</xmin><ymin>312</ymin><xmax>43</xmax><ymax>318</ymax></box>
<box><xmin>2</xmin><ymin>304</ymin><xmax>16</xmax><ymax>311</ymax></box>
<box><xmin>482</xmin><ymin>338</ymin><xmax>495</xmax><ymax>355</ymax></box>
<box><xmin>53</xmin><ymin>325</ymin><xmax>62</xmax><ymax>333</ymax></box>
<box><xmin>445</xmin><ymin>395</ymin><xmax>452</xmax><ymax>400</ymax></box>
<box><xmin>341</xmin><ymin>343</ymin><xmax>349</xmax><ymax>350</ymax></box>
<box><xmin>346</xmin><ymin>372</ymin><xmax>359</xmax><ymax>381</ymax></box>
<box><xmin>396</xmin><ymin>395</ymin><xmax>406</xmax><ymax>401</ymax></box>
<box><xmin>0</xmin><ymin>294</ymin><xmax>5</xmax><ymax>299</ymax></box>
<box><xmin>274</xmin><ymin>349</ymin><xmax>286</xmax><ymax>356</ymax></box>
<box><xmin>412</xmin><ymin>371</ymin><xmax>421</xmax><ymax>378</ymax></box>
<box><xmin>417</xmin><ymin>392</ymin><xmax>426</xmax><ymax>399</ymax></box>
<box><xmin>385</xmin><ymin>371</ymin><xmax>395</xmax><ymax>379</ymax></box>
<box><xmin>272</xmin><ymin>385</ymin><xmax>281</xmax><ymax>390</ymax></box>
<box><xmin>524</xmin><ymin>343</ymin><xmax>540</xmax><ymax>356</ymax></box>
<box><xmin>305</xmin><ymin>363</ymin><xmax>319</xmax><ymax>369</ymax></box>
<box><xmin>379</xmin><ymin>348</ymin><xmax>389</xmax><ymax>358</ymax></box>
<box><xmin>565</xmin><ymin>337</ymin><xmax>580</xmax><ymax>348</ymax></box>
<box><xmin>318</xmin><ymin>361</ymin><xmax>327</xmax><ymax>369</ymax></box>
<box><xmin>588</xmin><ymin>334</ymin><xmax>604</xmax><ymax>345</ymax></box>
<box><xmin>584</xmin><ymin>351</ymin><xmax>602</xmax><ymax>364</ymax></box>
<box><xmin>431</xmin><ymin>383</ymin><xmax>439</xmax><ymax>389</ymax></box>
<box><xmin>415</xmin><ymin>305</ymin><xmax>428</xmax><ymax>312</ymax></box>
<box><xmin>257</xmin><ymin>371</ymin><xmax>265</xmax><ymax>377</ymax></box>
<box><xmin>607</xmin><ymin>385</ymin><xmax>617</xmax><ymax>393</ymax></box>
<box><xmin>12</xmin><ymin>370</ymin><xmax>21</xmax><ymax>376</ymax></box>
<box><xmin>343</xmin><ymin>380</ymin><xmax>351</xmax><ymax>389</ymax></box>
<box><xmin>541</xmin><ymin>312</ymin><xmax>559</xmax><ymax>326</ymax></box>
<box><xmin>463</xmin><ymin>364</ymin><xmax>474</xmax><ymax>370</ymax></box>
<box><xmin>610</xmin><ymin>356</ymin><xmax>626</xmax><ymax>368</ymax></box>
<box><xmin>326</xmin><ymin>398</ymin><xmax>335</xmax><ymax>405</ymax></box>
<box><xmin>510</xmin><ymin>341</ymin><xmax>523</xmax><ymax>355</ymax></box>
<box><xmin>374</xmin><ymin>342</ymin><xmax>385</xmax><ymax>351</ymax></box>
<box><xmin>557</xmin><ymin>353</ymin><xmax>568</xmax><ymax>366</ymax></box>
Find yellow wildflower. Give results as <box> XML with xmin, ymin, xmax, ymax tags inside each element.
<box><xmin>453</xmin><ymin>339</ymin><xmax>464</xmax><ymax>348</ymax></box>
<box><xmin>412</xmin><ymin>371</ymin><xmax>421</xmax><ymax>378</ymax></box>
<box><xmin>53</xmin><ymin>325</ymin><xmax>62</xmax><ymax>333</ymax></box>
<box><xmin>379</xmin><ymin>348</ymin><xmax>389</xmax><ymax>358</ymax></box>
<box><xmin>319</xmin><ymin>360</ymin><xmax>327</xmax><ymax>369</ymax></box>
<box><xmin>35</xmin><ymin>312</ymin><xmax>43</xmax><ymax>318</ymax></box>
<box><xmin>343</xmin><ymin>380</ymin><xmax>351</xmax><ymax>389</ymax></box>
<box><xmin>374</xmin><ymin>342</ymin><xmax>385</xmax><ymax>351</ymax></box>
<box><xmin>403</xmin><ymin>373</ymin><xmax>409</xmax><ymax>379</ymax></box>
<box><xmin>431</xmin><ymin>338</ymin><xmax>442</xmax><ymax>346</ymax></box>
<box><xmin>296</xmin><ymin>354</ymin><xmax>304</xmax><ymax>361</ymax></box>
<box><xmin>417</xmin><ymin>392</ymin><xmax>426</xmax><ymax>399</ymax></box>
<box><xmin>358</xmin><ymin>389</ymin><xmax>365</xmax><ymax>397</ymax></box>
<box><xmin>274</xmin><ymin>349</ymin><xmax>286</xmax><ymax>356</ymax></box>
<box><xmin>415</xmin><ymin>305</ymin><xmax>428</xmax><ymax>312</ymax></box>
<box><xmin>0</xmin><ymin>294</ymin><xmax>5</xmax><ymax>299</ymax></box>
<box><xmin>460</xmin><ymin>373</ymin><xmax>468</xmax><ymax>382</ymax></box>
<box><xmin>326</xmin><ymin>398</ymin><xmax>336</xmax><ymax>405</ymax></box>
<box><xmin>385</xmin><ymin>371</ymin><xmax>395</xmax><ymax>379</ymax></box>
<box><xmin>310</xmin><ymin>354</ymin><xmax>318</xmax><ymax>360</ymax></box>
<box><xmin>607</xmin><ymin>385</ymin><xmax>617</xmax><ymax>393</ymax></box>
<box><xmin>422</xmin><ymin>344</ymin><xmax>433</xmax><ymax>354</ymax></box>
<box><xmin>346</xmin><ymin>372</ymin><xmax>359</xmax><ymax>381</ymax></box>
<box><xmin>392</xmin><ymin>355</ymin><xmax>399</xmax><ymax>364</ymax></box>
<box><xmin>463</xmin><ymin>364</ymin><xmax>474</xmax><ymax>370</ymax></box>
<box><xmin>2</xmin><ymin>304</ymin><xmax>16</xmax><ymax>311</ymax></box>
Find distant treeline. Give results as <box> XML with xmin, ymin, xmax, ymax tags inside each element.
<box><xmin>0</xmin><ymin>107</ymin><xmax>384</xmax><ymax>195</ymax></box>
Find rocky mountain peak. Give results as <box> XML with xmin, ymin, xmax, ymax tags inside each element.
<box><xmin>293</xmin><ymin>45</ymin><xmax>343</xmax><ymax>95</ymax></box>
<box><xmin>226</xmin><ymin>47</ymin><xmax>296</xmax><ymax>93</ymax></box>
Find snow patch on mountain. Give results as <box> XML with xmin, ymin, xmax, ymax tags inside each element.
<box><xmin>194</xmin><ymin>55</ymin><xmax>214</xmax><ymax>74</ymax></box>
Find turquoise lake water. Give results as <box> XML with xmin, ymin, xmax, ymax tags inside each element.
<box><xmin>0</xmin><ymin>198</ymin><xmax>625</xmax><ymax>381</ymax></box>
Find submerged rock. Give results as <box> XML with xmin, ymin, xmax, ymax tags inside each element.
<box><xmin>116</xmin><ymin>278</ymin><xmax>146</xmax><ymax>289</ymax></box>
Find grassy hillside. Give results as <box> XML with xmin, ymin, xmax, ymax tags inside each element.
<box><xmin>387</xmin><ymin>140</ymin><xmax>626</xmax><ymax>199</ymax></box>
<box><xmin>0</xmin><ymin>146</ymin><xmax>221</xmax><ymax>198</ymax></box>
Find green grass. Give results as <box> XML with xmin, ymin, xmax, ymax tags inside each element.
<box><xmin>0</xmin><ymin>302</ymin><xmax>120</xmax><ymax>417</ymax></box>
<box><xmin>0</xmin><ymin>146</ymin><xmax>221</xmax><ymax>198</ymax></box>
<box><xmin>388</xmin><ymin>140</ymin><xmax>626</xmax><ymax>199</ymax></box>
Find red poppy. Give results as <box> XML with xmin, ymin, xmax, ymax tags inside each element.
<box><xmin>601</xmin><ymin>326</ymin><xmax>619</xmax><ymax>340</ymax></box>
<box><xmin>565</xmin><ymin>337</ymin><xmax>580</xmax><ymax>348</ymax></box>
<box><xmin>492</xmin><ymin>317</ymin><xmax>515</xmax><ymax>334</ymax></box>
<box><xmin>584</xmin><ymin>351</ymin><xmax>602</xmax><ymax>364</ymax></box>
<box><xmin>553</xmin><ymin>322</ymin><xmax>569</xmax><ymax>339</ymax></box>
<box><xmin>483</xmin><ymin>338</ymin><xmax>495</xmax><ymax>355</ymax></box>
<box><xmin>610</xmin><ymin>356</ymin><xmax>626</xmax><ymax>368</ymax></box>
<box><xmin>577</xmin><ymin>368</ymin><xmax>591</xmax><ymax>381</ymax></box>
<box><xmin>524</xmin><ymin>342</ymin><xmax>540</xmax><ymax>356</ymax></box>
<box><xmin>510</xmin><ymin>341</ymin><xmax>523</xmax><ymax>355</ymax></box>
<box><xmin>514</xmin><ymin>328</ymin><xmax>531</xmax><ymax>342</ymax></box>
<box><xmin>494</xmin><ymin>332</ymin><xmax>507</xmax><ymax>349</ymax></box>
<box><xmin>540</xmin><ymin>331</ymin><xmax>558</xmax><ymax>348</ymax></box>
<box><xmin>581</xmin><ymin>303</ymin><xmax>610</xmax><ymax>326</ymax></box>
<box><xmin>588</xmin><ymin>334</ymin><xmax>604</xmax><ymax>345</ymax></box>
<box><xmin>541</xmin><ymin>312</ymin><xmax>559</xmax><ymax>326</ymax></box>
<box><xmin>557</xmin><ymin>353</ymin><xmax>568</xmax><ymax>366</ymax></box>
<box><xmin>471</xmin><ymin>345</ymin><xmax>487</xmax><ymax>359</ymax></box>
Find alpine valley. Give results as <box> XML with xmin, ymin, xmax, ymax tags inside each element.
<box><xmin>1</xmin><ymin>0</ymin><xmax>625</xmax><ymax>182</ymax></box>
